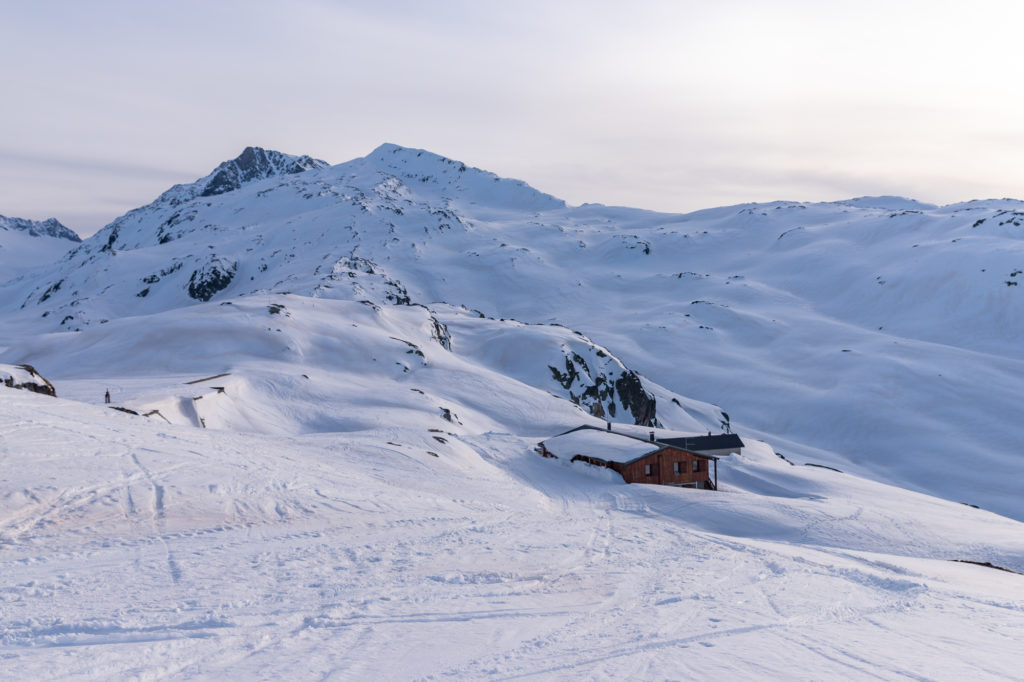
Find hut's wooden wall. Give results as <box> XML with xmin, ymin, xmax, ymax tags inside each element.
<box><xmin>612</xmin><ymin>447</ymin><xmax>713</xmax><ymax>487</ymax></box>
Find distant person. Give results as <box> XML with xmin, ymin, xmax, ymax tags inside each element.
<box><xmin>105</xmin><ymin>390</ymin><xmax>111</xmax><ymax>404</ymax></box>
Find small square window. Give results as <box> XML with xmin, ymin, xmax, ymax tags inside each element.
<box><xmin>692</xmin><ymin>460</ymin><xmax>701</xmax><ymax>472</ymax></box>
<box><xmin>673</xmin><ymin>462</ymin><xmax>680</xmax><ymax>475</ymax></box>
<box><xmin>644</xmin><ymin>463</ymin><xmax>653</xmax><ymax>476</ymax></box>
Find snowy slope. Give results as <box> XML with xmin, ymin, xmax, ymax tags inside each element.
<box><xmin>2</xmin><ymin>144</ymin><xmax>1023</xmax><ymax>521</ymax></box>
<box><xmin>0</xmin><ymin>295</ymin><xmax>717</xmax><ymax>437</ymax></box>
<box><xmin>2</xmin><ymin>389</ymin><xmax>1023</xmax><ymax>679</ymax></box>
<box><xmin>3</xmin><ymin>144</ymin><xmax>1024</xmax><ymax>678</ymax></box>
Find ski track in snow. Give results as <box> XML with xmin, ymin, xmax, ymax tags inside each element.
<box><xmin>2</xmin><ymin>392</ymin><xmax>1023</xmax><ymax>679</ymax></box>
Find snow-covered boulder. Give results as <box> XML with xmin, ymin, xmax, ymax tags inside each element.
<box><xmin>0</xmin><ymin>363</ymin><xmax>56</xmax><ymax>397</ymax></box>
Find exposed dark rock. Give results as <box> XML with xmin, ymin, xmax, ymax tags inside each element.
<box><xmin>38</xmin><ymin>279</ymin><xmax>63</xmax><ymax>303</ymax></box>
<box><xmin>160</xmin><ymin>262</ymin><xmax>183</xmax><ymax>277</ymax></box>
<box><xmin>187</xmin><ymin>257</ymin><xmax>237</xmax><ymax>301</ymax></box>
<box><xmin>329</xmin><ymin>255</ymin><xmax>414</xmax><ymax>306</ymax></box>
<box><xmin>614</xmin><ymin>370</ymin><xmax>657</xmax><ymax>426</ymax></box>
<box><xmin>804</xmin><ymin>462</ymin><xmax>843</xmax><ymax>473</ymax></box>
<box><xmin>199</xmin><ymin>147</ymin><xmax>328</xmax><ymax>197</ymax></box>
<box><xmin>549</xmin><ymin>347</ymin><xmax>658</xmax><ymax>426</ymax></box>
<box><xmin>430</xmin><ymin>316</ymin><xmax>452</xmax><ymax>350</ymax></box>
<box><xmin>549</xmin><ymin>353</ymin><xmax>583</xmax><ymax>391</ymax></box>
<box><xmin>385</xmin><ymin>288</ymin><xmax>412</xmax><ymax>305</ymax></box>
<box><xmin>390</xmin><ymin>337</ymin><xmax>425</xmax><ymax>358</ymax></box>
<box><xmin>950</xmin><ymin>559</ymin><xmax>1019</xmax><ymax>574</ymax></box>
<box><xmin>439</xmin><ymin>407</ymin><xmax>461</xmax><ymax>424</ymax></box>
<box><xmin>100</xmin><ymin>226</ymin><xmax>120</xmax><ymax>253</ymax></box>
<box><xmin>1</xmin><ymin>363</ymin><xmax>56</xmax><ymax>397</ymax></box>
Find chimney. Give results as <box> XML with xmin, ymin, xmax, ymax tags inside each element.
<box><xmin>607</xmin><ymin>421</ymin><xmax>612</xmax><ymax>431</ymax></box>
<box><xmin>649</xmin><ymin>430</ymin><xmax>655</xmax><ymax>442</ymax></box>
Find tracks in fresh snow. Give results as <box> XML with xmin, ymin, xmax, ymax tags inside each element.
<box><xmin>3</xmin><ymin>402</ymin><xmax>1024</xmax><ymax>679</ymax></box>
<box><xmin>129</xmin><ymin>451</ymin><xmax>181</xmax><ymax>584</ymax></box>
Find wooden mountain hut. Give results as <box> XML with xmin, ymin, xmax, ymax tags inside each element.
<box><xmin>537</xmin><ymin>425</ymin><xmax>720</xmax><ymax>489</ymax></box>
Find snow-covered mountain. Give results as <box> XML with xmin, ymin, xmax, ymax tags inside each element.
<box><xmin>0</xmin><ymin>214</ymin><xmax>80</xmax><ymax>242</ymax></box>
<box><xmin>3</xmin><ymin>143</ymin><xmax>1024</xmax><ymax>520</ymax></box>
<box><xmin>0</xmin><ymin>213</ymin><xmax>81</xmax><ymax>281</ymax></box>
<box><xmin>2</xmin><ymin>145</ymin><xmax>1023</xmax><ymax>678</ymax></box>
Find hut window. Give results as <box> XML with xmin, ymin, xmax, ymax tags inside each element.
<box><xmin>692</xmin><ymin>460</ymin><xmax>701</xmax><ymax>473</ymax></box>
<box><xmin>673</xmin><ymin>461</ymin><xmax>681</xmax><ymax>475</ymax></box>
<box><xmin>644</xmin><ymin>463</ymin><xmax>653</xmax><ymax>476</ymax></box>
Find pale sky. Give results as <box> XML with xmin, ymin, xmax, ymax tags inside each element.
<box><xmin>4</xmin><ymin>0</ymin><xmax>1024</xmax><ymax>236</ymax></box>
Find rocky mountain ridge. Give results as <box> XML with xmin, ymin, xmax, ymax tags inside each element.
<box><xmin>0</xmin><ymin>214</ymin><xmax>80</xmax><ymax>242</ymax></box>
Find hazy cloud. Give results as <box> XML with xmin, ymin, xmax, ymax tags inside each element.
<box><xmin>0</xmin><ymin>149</ymin><xmax>193</xmax><ymax>182</ymax></box>
<box><xmin>4</xmin><ymin>1</ymin><xmax>1024</xmax><ymax>233</ymax></box>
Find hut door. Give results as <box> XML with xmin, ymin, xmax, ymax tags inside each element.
<box><xmin>656</xmin><ymin>454</ymin><xmax>663</xmax><ymax>485</ymax></box>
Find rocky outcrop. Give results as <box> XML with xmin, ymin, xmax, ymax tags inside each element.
<box><xmin>187</xmin><ymin>257</ymin><xmax>237</xmax><ymax>301</ymax></box>
<box><xmin>614</xmin><ymin>370</ymin><xmax>657</xmax><ymax>427</ymax></box>
<box><xmin>548</xmin><ymin>343</ymin><xmax>658</xmax><ymax>426</ymax></box>
<box><xmin>1</xmin><ymin>363</ymin><xmax>56</xmax><ymax>397</ymax></box>
<box><xmin>320</xmin><ymin>255</ymin><xmax>415</xmax><ymax>307</ymax></box>
<box><xmin>199</xmin><ymin>147</ymin><xmax>328</xmax><ymax>197</ymax></box>
<box><xmin>430</xmin><ymin>316</ymin><xmax>452</xmax><ymax>351</ymax></box>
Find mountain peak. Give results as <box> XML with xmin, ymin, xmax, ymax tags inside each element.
<box><xmin>835</xmin><ymin>196</ymin><xmax>937</xmax><ymax>211</ymax></box>
<box><xmin>199</xmin><ymin>146</ymin><xmax>329</xmax><ymax>197</ymax></box>
<box><xmin>0</xmin><ymin>214</ymin><xmax>81</xmax><ymax>242</ymax></box>
<box><xmin>362</xmin><ymin>143</ymin><xmax>566</xmax><ymax>210</ymax></box>
<box><xmin>365</xmin><ymin>142</ymin><xmax>466</xmax><ymax>169</ymax></box>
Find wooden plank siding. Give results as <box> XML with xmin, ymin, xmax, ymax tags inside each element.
<box><xmin>612</xmin><ymin>446</ymin><xmax>715</xmax><ymax>488</ymax></box>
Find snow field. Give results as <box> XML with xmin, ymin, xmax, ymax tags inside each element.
<box><xmin>3</xmin><ymin>144</ymin><xmax>1024</xmax><ymax>678</ymax></box>
<box><xmin>3</xmin><ymin>390</ymin><xmax>1024</xmax><ymax>679</ymax></box>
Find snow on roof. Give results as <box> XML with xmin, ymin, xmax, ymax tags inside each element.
<box><xmin>597</xmin><ymin>423</ymin><xmax>718</xmax><ymax>443</ymax></box>
<box><xmin>542</xmin><ymin>428</ymin><xmax>660</xmax><ymax>464</ymax></box>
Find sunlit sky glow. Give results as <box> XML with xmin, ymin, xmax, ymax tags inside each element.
<box><xmin>4</xmin><ymin>0</ymin><xmax>1024</xmax><ymax>236</ymax></box>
